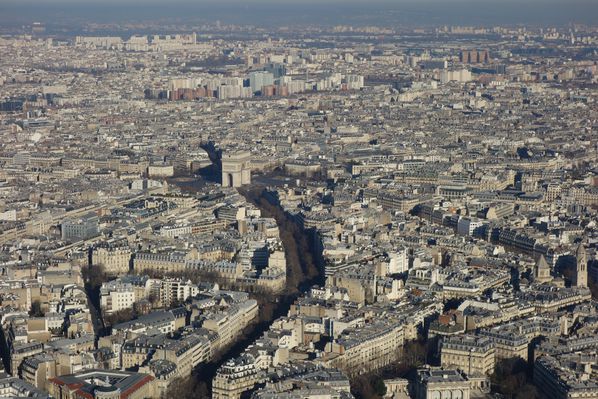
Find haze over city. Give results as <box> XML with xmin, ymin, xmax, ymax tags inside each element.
<box><xmin>2</xmin><ymin>0</ymin><xmax>598</xmax><ymax>27</ymax></box>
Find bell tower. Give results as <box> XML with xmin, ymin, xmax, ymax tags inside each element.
<box><xmin>574</xmin><ymin>243</ymin><xmax>588</xmax><ymax>288</ymax></box>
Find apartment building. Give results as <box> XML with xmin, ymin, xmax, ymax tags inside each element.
<box><xmin>202</xmin><ymin>299</ymin><xmax>259</xmax><ymax>350</ymax></box>
<box><xmin>440</xmin><ymin>335</ymin><xmax>496</xmax><ymax>376</ymax></box>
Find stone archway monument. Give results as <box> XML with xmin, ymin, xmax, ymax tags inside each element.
<box><xmin>221</xmin><ymin>150</ymin><xmax>251</xmax><ymax>188</ymax></box>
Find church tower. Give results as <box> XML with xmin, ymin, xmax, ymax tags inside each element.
<box><xmin>535</xmin><ymin>255</ymin><xmax>552</xmax><ymax>284</ymax></box>
<box><xmin>574</xmin><ymin>244</ymin><xmax>588</xmax><ymax>288</ymax></box>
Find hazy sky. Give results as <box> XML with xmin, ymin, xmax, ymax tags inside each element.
<box><xmin>4</xmin><ymin>0</ymin><xmax>596</xmax><ymax>4</ymax></box>
<box><xmin>2</xmin><ymin>0</ymin><xmax>596</xmax><ymax>6</ymax></box>
<box><xmin>1</xmin><ymin>0</ymin><xmax>597</xmax><ymax>28</ymax></box>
